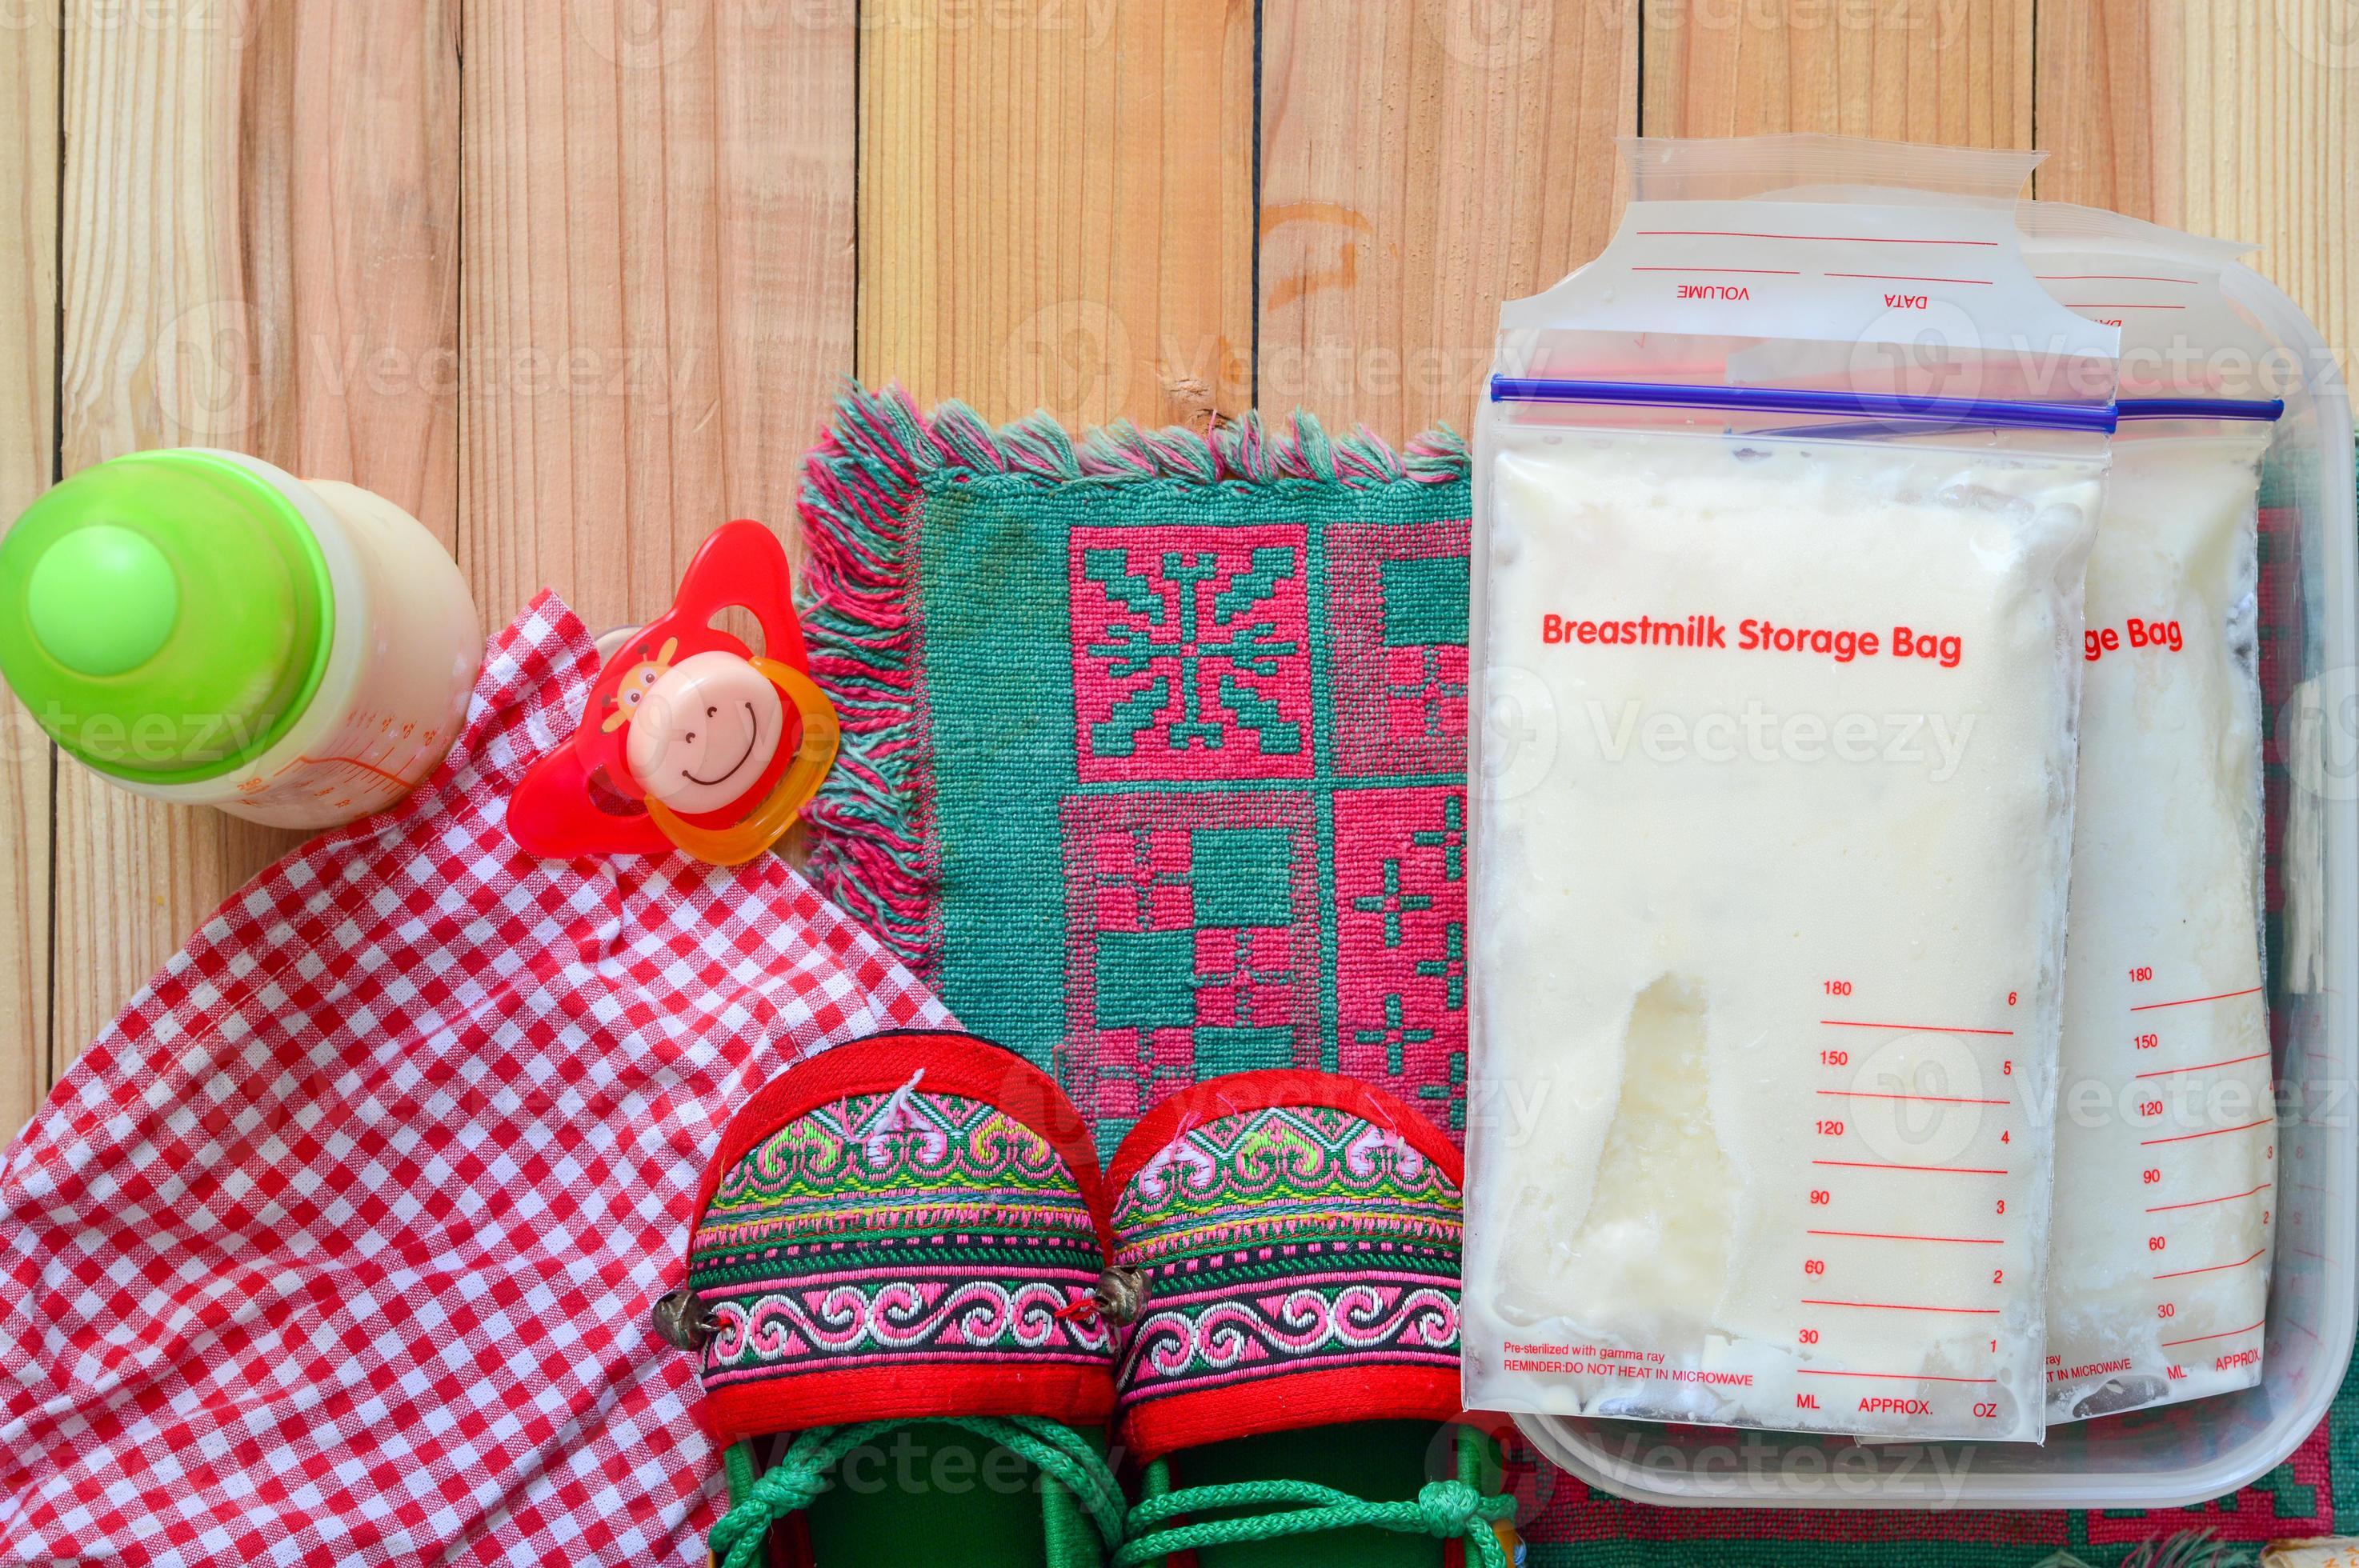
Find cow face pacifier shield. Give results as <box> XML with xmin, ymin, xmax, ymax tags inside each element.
<box><xmin>507</xmin><ymin>521</ymin><xmax>839</xmax><ymax>866</ymax></box>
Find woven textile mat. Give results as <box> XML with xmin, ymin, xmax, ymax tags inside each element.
<box><xmin>800</xmin><ymin>385</ymin><xmax>1474</xmax><ymax>1158</ymax></box>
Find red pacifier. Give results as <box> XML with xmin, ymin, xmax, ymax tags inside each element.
<box><xmin>508</xmin><ymin>521</ymin><xmax>839</xmax><ymax>866</ymax></box>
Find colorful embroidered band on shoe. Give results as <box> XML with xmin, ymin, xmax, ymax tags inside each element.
<box><xmin>655</xmin><ymin>1029</ymin><xmax>1131</xmax><ymax>1567</ymax></box>
<box><xmin>1101</xmin><ymin>1071</ymin><xmax>1512</xmax><ymax>1566</ymax></box>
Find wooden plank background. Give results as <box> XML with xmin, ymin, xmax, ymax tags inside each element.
<box><xmin>0</xmin><ymin>0</ymin><xmax>2352</xmax><ymax>1133</ymax></box>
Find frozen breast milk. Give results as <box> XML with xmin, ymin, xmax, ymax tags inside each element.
<box><xmin>2046</xmin><ymin>430</ymin><xmax>2277</xmax><ymax>1420</ymax></box>
<box><xmin>1463</xmin><ymin>427</ymin><xmax>2102</xmax><ymax>1442</ymax></box>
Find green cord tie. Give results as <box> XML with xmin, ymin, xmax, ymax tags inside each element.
<box><xmin>1115</xmin><ymin>1474</ymin><xmax>1516</xmax><ymax>1568</ymax></box>
<box><xmin>710</xmin><ymin>1427</ymin><xmax>841</xmax><ymax>1568</ymax></box>
<box><xmin>1414</xmin><ymin>1478</ymin><xmax>1492</xmax><ymax>1538</ymax></box>
<box><xmin>709</xmin><ymin>1415</ymin><xmax>1127</xmax><ymax>1568</ymax></box>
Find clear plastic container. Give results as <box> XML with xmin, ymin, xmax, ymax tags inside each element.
<box><xmin>1510</xmin><ymin>258</ymin><xmax>2357</xmax><ymax>1507</ymax></box>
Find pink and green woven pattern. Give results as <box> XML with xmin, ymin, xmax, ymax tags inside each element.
<box><xmin>1103</xmin><ymin>1072</ymin><xmax>1465</xmax><ymax>1462</ymax></box>
<box><xmin>798</xmin><ymin>386</ymin><xmax>1472</xmax><ymax>1158</ymax></box>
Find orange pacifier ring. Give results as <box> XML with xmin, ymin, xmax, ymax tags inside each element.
<box><xmin>643</xmin><ymin>658</ymin><xmax>839</xmax><ymax>866</ymax></box>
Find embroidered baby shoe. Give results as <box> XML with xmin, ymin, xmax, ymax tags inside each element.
<box><xmin>659</xmin><ymin>1029</ymin><xmax>1131</xmax><ymax>1567</ymax></box>
<box><xmin>1102</xmin><ymin>1071</ymin><xmax>1513</xmax><ymax>1566</ymax></box>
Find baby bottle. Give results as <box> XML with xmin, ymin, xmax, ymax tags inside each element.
<box><xmin>0</xmin><ymin>448</ymin><xmax>482</xmax><ymax>830</ymax></box>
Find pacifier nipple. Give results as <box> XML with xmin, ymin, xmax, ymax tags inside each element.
<box><xmin>623</xmin><ymin>649</ymin><xmax>784</xmax><ymax>817</ymax></box>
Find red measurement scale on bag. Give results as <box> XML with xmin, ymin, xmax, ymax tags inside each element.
<box><xmin>2045</xmin><ymin>958</ymin><xmax>2273</xmax><ymax>1403</ymax></box>
<box><xmin>2125</xmin><ymin>965</ymin><xmax>2273</xmax><ymax>1352</ymax></box>
<box><xmin>1786</xmin><ymin>974</ymin><xmax>2037</xmax><ymax>1432</ymax></box>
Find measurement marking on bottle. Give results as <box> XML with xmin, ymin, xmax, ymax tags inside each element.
<box><xmin>2153</xmin><ymin>1247</ymin><xmax>2268</xmax><ymax>1282</ymax></box>
<box><xmin>2140</xmin><ymin>1118</ymin><xmax>2273</xmax><ymax>1148</ymax></box>
<box><xmin>1800</xmin><ymin>1298</ymin><xmax>2001</xmax><ymax>1316</ymax></box>
<box><xmin>1812</xmin><ymin>1159</ymin><xmax>2009</xmax><ymax>1176</ymax></box>
<box><xmin>1815</xmin><ymin>1089</ymin><xmax>2010</xmax><ymax>1106</ymax></box>
<box><xmin>2128</xmin><ymin>986</ymin><xmax>2265</xmax><ymax>1014</ymax></box>
<box><xmin>2133</xmin><ymin>1051</ymin><xmax>2272</xmax><ymax>1079</ymax></box>
<box><xmin>1819</xmin><ymin>1018</ymin><xmax>2015</xmax><ymax>1037</ymax></box>
<box><xmin>297</xmin><ymin>753</ymin><xmax>420</xmax><ymax>788</ymax></box>
<box><xmin>2146</xmin><ymin>1182</ymin><xmax>2271</xmax><ymax>1214</ymax></box>
<box><xmin>1793</xmin><ymin>1369</ymin><xmax>2000</xmax><ymax>1384</ymax></box>
<box><xmin>1807</xmin><ymin>1230</ymin><xmax>2004</xmax><ymax>1246</ymax></box>
<box><xmin>2160</xmin><ymin>1320</ymin><xmax>2264</xmax><ymax>1350</ymax></box>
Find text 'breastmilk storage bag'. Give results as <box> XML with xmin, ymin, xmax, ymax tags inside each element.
<box><xmin>1462</xmin><ymin>136</ymin><xmax>2120</xmax><ymax>1443</ymax></box>
<box><xmin>2021</xmin><ymin>202</ymin><xmax>2283</xmax><ymax>1423</ymax></box>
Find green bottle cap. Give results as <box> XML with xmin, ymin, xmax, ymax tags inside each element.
<box><xmin>0</xmin><ymin>450</ymin><xmax>334</xmax><ymax>782</ymax></box>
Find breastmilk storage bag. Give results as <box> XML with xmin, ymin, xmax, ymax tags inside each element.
<box><xmin>1461</xmin><ymin>136</ymin><xmax>2120</xmax><ymax>1443</ymax></box>
<box><xmin>2021</xmin><ymin>203</ymin><xmax>2284</xmax><ymax>1423</ymax></box>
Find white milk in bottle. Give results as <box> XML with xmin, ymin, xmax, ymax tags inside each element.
<box><xmin>0</xmin><ymin>449</ymin><xmax>481</xmax><ymax>829</ymax></box>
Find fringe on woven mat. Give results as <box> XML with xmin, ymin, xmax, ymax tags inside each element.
<box><xmin>2045</xmin><ymin>1533</ymin><xmax>2261</xmax><ymax>1568</ymax></box>
<box><xmin>794</xmin><ymin>379</ymin><xmax>1470</xmax><ymax>972</ymax></box>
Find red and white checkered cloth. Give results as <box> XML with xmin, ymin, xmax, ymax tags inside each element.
<box><xmin>0</xmin><ymin>593</ymin><xmax>953</xmax><ymax>1566</ymax></box>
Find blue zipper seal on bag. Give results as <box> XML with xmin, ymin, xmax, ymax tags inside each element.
<box><xmin>2116</xmin><ymin>396</ymin><xmax>2285</xmax><ymax>422</ymax></box>
<box><xmin>1487</xmin><ymin>376</ymin><xmax>2120</xmax><ymax>434</ymax></box>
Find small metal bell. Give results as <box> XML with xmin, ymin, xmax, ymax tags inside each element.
<box><xmin>1091</xmin><ymin>1265</ymin><xmax>1148</xmax><ymax>1327</ymax></box>
<box><xmin>651</xmin><ymin>1286</ymin><xmax>714</xmax><ymax>1352</ymax></box>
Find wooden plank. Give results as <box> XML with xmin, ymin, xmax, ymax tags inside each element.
<box><xmin>249</xmin><ymin>0</ymin><xmax>462</xmax><ymax>547</ymax></box>
<box><xmin>2028</xmin><ymin>0</ymin><xmax>2178</xmax><ymax>216</ymax></box>
<box><xmin>1643</xmin><ymin>0</ymin><xmax>2033</xmax><ymax>148</ymax></box>
<box><xmin>53</xmin><ymin>1</ymin><xmax>458</xmax><ymax>1066</ymax></box>
<box><xmin>2033</xmin><ymin>0</ymin><xmax>2358</xmax><ymax>379</ymax></box>
<box><xmin>462</xmin><ymin>0</ymin><xmax>858</xmax><ymax>632</ymax></box>
<box><xmin>0</xmin><ymin>0</ymin><xmax>56</xmax><ymax>1134</ymax></box>
<box><xmin>859</xmin><ymin>0</ymin><xmax>1255</xmax><ymax>430</ymax></box>
<box><xmin>1257</xmin><ymin>0</ymin><xmax>1640</xmax><ymax>442</ymax></box>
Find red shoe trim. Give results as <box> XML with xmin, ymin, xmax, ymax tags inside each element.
<box><xmin>707</xmin><ymin>1358</ymin><xmax>1118</xmax><ymax>1444</ymax></box>
<box><xmin>1118</xmin><ymin>1363</ymin><xmax>1463</xmax><ymax>1464</ymax></box>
